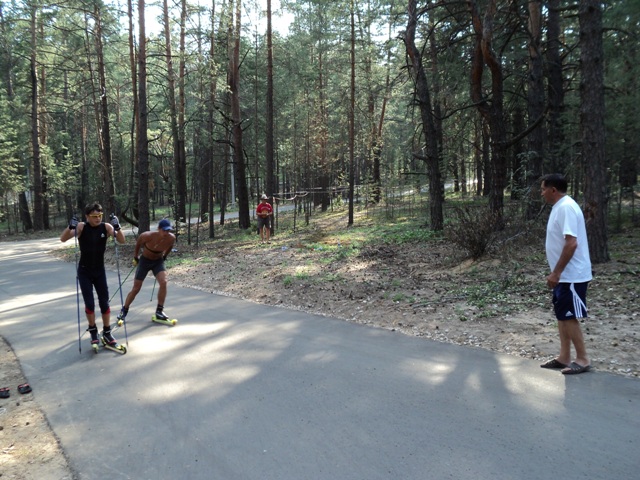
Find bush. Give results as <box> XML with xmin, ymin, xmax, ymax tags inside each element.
<box><xmin>445</xmin><ymin>206</ymin><xmax>500</xmax><ymax>260</ymax></box>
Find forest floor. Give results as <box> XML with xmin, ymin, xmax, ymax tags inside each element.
<box><xmin>1</xmin><ymin>208</ymin><xmax>639</xmax><ymax>479</ymax></box>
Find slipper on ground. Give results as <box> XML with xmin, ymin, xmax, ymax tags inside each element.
<box><xmin>17</xmin><ymin>383</ymin><xmax>32</xmax><ymax>394</ymax></box>
<box><xmin>0</xmin><ymin>387</ymin><xmax>9</xmax><ymax>399</ymax></box>
<box><xmin>562</xmin><ymin>362</ymin><xmax>591</xmax><ymax>375</ymax></box>
<box><xmin>540</xmin><ymin>359</ymin><xmax>568</xmax><ymax>369</ymax></box>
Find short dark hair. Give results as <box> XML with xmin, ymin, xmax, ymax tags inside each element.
<box><xmin>541</xmin><ymin>174</ymin><xmax>568</xmax><ymax>193</ymax></box>
<box><xmin>84</xmin><ymin>202</ymin><xmax>103</xmax><ymax>215</ymax></box>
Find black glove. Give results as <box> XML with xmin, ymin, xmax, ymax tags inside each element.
<box><xmin>68</xmin><ymin>217</ymin><xmax>78</xmax><ymax>230</ymax></box>
<box><xmin>110</xmin><ymin>214</ymin><xmax>121</xmax><ymax>231</ymax></box>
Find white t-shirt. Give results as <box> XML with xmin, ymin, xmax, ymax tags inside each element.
<box><xmin>546</xmin><ymin>195</ymin><xmax>592</xmax><ymax>283</ymax></box>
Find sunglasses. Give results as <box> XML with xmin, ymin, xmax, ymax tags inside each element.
<box><xmin>88</xmin><ymin>213</ymin><xmax>103</xmax><ymax>218</ymax></box>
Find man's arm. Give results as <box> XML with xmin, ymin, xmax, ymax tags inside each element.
<box><xmin>133</xmin><ymin>232</ymin><xmax>148</xmax><ymax>259</ymax></box>
<box><xmin>60</xmin><ymin>222</ymin><xmax>84</xmax><ymax>242</ymax></box>
<box><xmin>105</xmin><ymin>223</ymin><xmax>126</xmax><ymax>244</ymax></box>
<box><xmin>546</xmin><ymin>235</ymin><xmax>578</xmax><ymax>288</ymax></box>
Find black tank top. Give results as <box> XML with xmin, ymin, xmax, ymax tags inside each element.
<box><xmin>79</xmin><ymin>223</ymin><xmax>108</xmax><ymax>268</ymax></box>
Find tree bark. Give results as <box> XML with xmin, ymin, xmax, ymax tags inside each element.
<box><xmin>229</xmin><ymin>0</ymin><xmax>250</xmax><ymax>228</ymax></box>
<box><xmin>92</xmin><ymin>5</ymin><xmax>116</xmax><ymax>215</ymax></box>
<box><xmin>405</xmin><ymin>0</ymin><xmax>443</xmax><ymax>230</ymax></box>
<box><xmin>468</xmin><ymin>0</ymin><xmax>508</xmax><ymax>226</ymax></box>
<box><xmin>580</xmin><ymin>0</ymin><xmax>609</xmax><ymax>263</ymax></box>
<box><xmin>137</xmin><ymin>0</ymin><xmax>150</xmax><ymax>233</ymax></box>
<box><xmin>30</xmin><ymin>5</ymin><xmax>44</xmax><ymax>230</ymax></box>
<box><xmin>348</xmin><ymin>0</ymin><xmax>355</xmax><ymax>226</ymax></box>
<box><xmin>546</xmin><ymin>0</ymin><xmax>564</xmax><ymax>174</ymax></box>
<box><xmin>266</xmin><ymin>0</ymin><xmax>275</xmax><ymax>199</ymax></box>
<box><xmin>525</xmin><ymin>0</ymin><xmax>544</xmax><ymax>217</ymax></box>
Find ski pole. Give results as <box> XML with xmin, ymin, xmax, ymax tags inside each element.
<box><xmin>112</xmin><ymin>216</ymin><xmax>129</xmax><ymax>346</ymax></box>
<box><xmin>150</xmin><ymin>277</ymin><xmax>157</xmax><ymax>302</ymax></box>
<box><xmin>74</xmin><ymin>224</ymin><xmax>82</xmax><ymax>354</ymax></box>
<box><xmin>109</xmin><ymin>265</ymin><xmax>135</xmax><ymax>303</ymax></box>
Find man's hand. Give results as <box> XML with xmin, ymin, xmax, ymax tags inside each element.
<box><xmin>546</xmin><ymin>271</ymin><xmax>560</xmax><ymax>289</ymax></box>
<box><xmin>68</xmin><ymin>217</ymin><xmax>78</xmax><ymax>230</ymax></box>
<box><xmin>110</xmin><ymin>214</ymin><xmax>121</xmax><ymax>231</ymax></box>
<box><xmin>132</xmin><ymin>257</ymin><xmax>139</xmax><ymax>267</ymax></box>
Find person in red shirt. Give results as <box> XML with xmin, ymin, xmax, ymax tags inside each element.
<box><xmin>256</xmin><ymin>194</ymin><xmax>273</xmax><ymax>243</ymax></box>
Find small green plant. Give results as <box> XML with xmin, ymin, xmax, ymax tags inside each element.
<box><xmin>392</xmin><ymin>293</ymin><xmax>415</xmax><ymax>303</ymax></box>
<box><xmin>283</xmin><ymin>275</ymin><xmax>293</xmax><ymax>286</ymax></box>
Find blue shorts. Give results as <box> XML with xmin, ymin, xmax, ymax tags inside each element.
<box><xmin>552</xmin><ymin>282</ymin><xmax>589</xmax><ymax>320</ymax></box>
<box><xmin>135</xmin><ymin>256</ymin><xmax>166</xmax><ymax>281</ymax></box>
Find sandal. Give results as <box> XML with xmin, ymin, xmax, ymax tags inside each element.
<box><xmin>0</xmin><ymin>387</ymin><xmax>9</xmax><ymax>399</ymax></box>
<box><xmin>540</xmin><ymin>359</ymin><xmax>568</xmax><ymax>369</ymax></box>
<box><xmin>561</xmin><ymin>362</ymin><xmax>592</xmax><ymax>375</ymax></box>
<box><xmin>17</xmin><ymin>383</ymin><xmax>32</xmax><ymax>394</ymax></box>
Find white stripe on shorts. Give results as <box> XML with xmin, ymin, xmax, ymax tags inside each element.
<box><xmin>569</xmin><ymin>283</ymin><xmax>588</xmax><ymax>319</ymax></box>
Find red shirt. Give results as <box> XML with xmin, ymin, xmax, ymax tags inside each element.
<box><xmin>256</xmin><ymin>201</ymin><xmax>273</xmax><ymax>217</ymax></box>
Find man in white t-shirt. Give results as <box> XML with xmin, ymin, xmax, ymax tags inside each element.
<box><xmin>540</xmin><ymin>174</ymin><xmax>593</xmax><ymax>374</ymax></box>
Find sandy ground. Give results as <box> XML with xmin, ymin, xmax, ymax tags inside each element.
<box><xmin>0</xmin><ymin>337</ymin><xmax>74</xmax><ymax>479</ymax></box>
<box><xmin>1</xmin><ymin>216</ymin><xmax>638</xmax><ymax>479</ymax></box>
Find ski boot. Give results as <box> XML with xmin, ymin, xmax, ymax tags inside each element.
<box><xmin>100</xmin><ymin>326</ymin><xmax>127</xmax><ymax>354</ymax></box>
<box><xmin>116</xmin><ymin>306</ymin><xmax>128</xmax><ymax>327</ymax></box>
<box><xmin>152</xmin><ymin>308</ymin><xmax>177</xmax><ymax>326</ymax></box>
<box><xmin>88</xmin><ymin>326</ymin><xmax>100</xmax><ymax>353</ymax></box>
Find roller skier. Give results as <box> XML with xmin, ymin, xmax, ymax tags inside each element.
<box><xmin>61</xmin><ymin>202</ymin><xmax>126</xmax><ymax>353</ymax></box>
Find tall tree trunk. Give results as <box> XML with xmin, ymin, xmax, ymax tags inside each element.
<box><xmin>580</xmin><ymin>0</ymin><xmax>609</xmax><ymax>263</ymax></box>
<box><xmin>206</xmin><ymin>0</ymin><xmax>220</xmax><ymax>238</ymax></box>
<box><xmin>229</xmin><ymin>0</ymin><xmax>250</xmax><ymax>228</ymax></box>
<box><xmin>469</xmin><ymin>0</ymin><xmax>508</xmax><ymax>226</ymax></box>
<box><xmin>30</xmin><ymin>4</ymin><xmax>44</xmax><ymax>230</ymax></box>
<box><xmin>546</xmin><ymin>0</ymin><xmax>564</xmax><ymax>174</ymax></box>
<box><xmin>405</xmin><ymin>0</ymin><xmax>443</xmax><ymax>230</ymax></box>
<box><xmin>177</xmin><ymin>0</ymin><xmax>188</xmax><ymax>222</ymax></box>
<box><xmin>265</xmin><ymin>0</ymin><xmax>275</xmax><ymax>199</ymax></box>
<box><xmin>38</xmin><ymin>17</ymin><xmax>49</xmax><ymax>229</ymax></box>
<box><xmin>162</xmin><ymin>0</ymin><xmax>187</xmax><ymax>223</ymax></box>
<box><xmin>137</xmin><ymin>0</ymin><xmax>150</xmax><ymax>232</ymax></box>
<box><xmin>127</xmin><ymin>0</ymin><xmax>139</xmax><ymax>212</ymax></box>
<box><xmin>525</xmin><ymin>0</ymin><xmax>544</xmax><ymax>217</ymax></box>
<box><xmin>348</xmin><ymin>0</ymin><xmax>355</xmax><ymax>226</ymax></box>
<box><xmin>92</xmin><ymin>5</ymin><xmax>116</xmax><ymax>215</ymax></box>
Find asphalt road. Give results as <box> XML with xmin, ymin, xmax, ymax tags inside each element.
<box><xmin>1</xmin><ymin>238</ymin><xmax>638</xmax><ymax>480</ymax></box>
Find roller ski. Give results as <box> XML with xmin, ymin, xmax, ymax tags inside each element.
<box><xmin>116</xmin><ymin>307</ymin><xmax>128</xmax><ymax>327</ymax></box>
<box><xmin>152</xmin><ymin>308</ymin><xmax>177</xmax><ymax>326</ymax></box>
<box><xmin>100</xmin><ymin>326</ymin><xmax>127</xmax><ymax>354</ymax></box>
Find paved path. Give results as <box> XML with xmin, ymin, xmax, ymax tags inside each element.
<box><xmin>1</xmin><ymin>238</ymin><xmax>639</xmax><ymax>480</ymax></box>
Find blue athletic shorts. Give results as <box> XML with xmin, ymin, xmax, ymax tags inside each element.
<box><xmin>552</xmin><ymin>282</ymin><xmax>589</xmax><ymax>320</ymax></box>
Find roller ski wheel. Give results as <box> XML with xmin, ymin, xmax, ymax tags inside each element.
<box><xmin>91</xmin><ymin>342</ymin><xmax>99</xmax><ymax>354</ymax></box>
<box><xmin>100</xmin><ymin>337</ymin><xmax>127</xmax><ymax>355</ymax></box>
<box><xmin>152</xmin><ymin>315</ymin><xmax>178</xmax><ymax>326</ymax></box>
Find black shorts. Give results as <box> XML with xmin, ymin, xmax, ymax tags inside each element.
<box><xmin>552</xmin><ymin>282</ymin><xmax>589</xmax><ymax>320</ymax></box>
<box><xmin>135</xmin><ymin>256</ymin><xmax>166</xmax><ymax>281</ymax></box>
<box><xmin>257</xmin><ymin>216</ymin><xmax>270</xmax><ymax>229</ymax></box>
